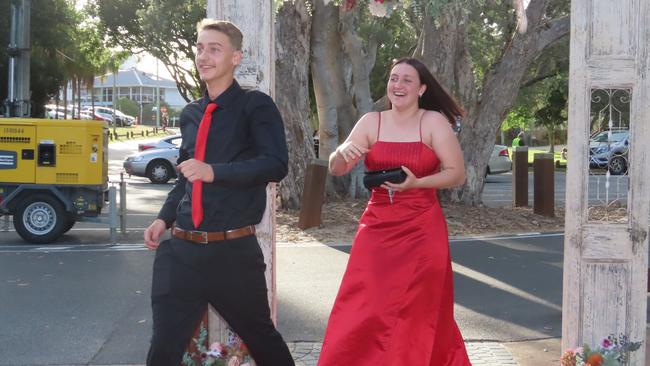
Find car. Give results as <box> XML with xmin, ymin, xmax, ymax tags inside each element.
<box><xmin>486</xmin><ymin>144</ymin><xmax>512</xmax><ymax>176</ymax></box>
<box><xmin>83</xmin><ymin>106</ymin><xmax>134</xmax><ymax>127</ymax></box>
<box><xmin>138</xmin><ymin>134</ymin><xmax>182</xmax><ymax>152</ymax></box>
<box><xmin>588</xmin><ymin>129</ymin><xmax>629</xmax><ymax>175</ymax></box>
<box><xmin>123</xmin><ymin>146</ymin><xmax>179</xmax><ymax>184</ymax></box>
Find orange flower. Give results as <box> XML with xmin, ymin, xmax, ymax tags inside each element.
<box><xmin>585</xmin><ymin>353</ymin><xmax>603</xmax><ymax>366</ymax></box>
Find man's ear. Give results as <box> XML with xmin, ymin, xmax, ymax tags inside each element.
<box><xmin>232</xmin><ymin>50</ymin><xmax>243</xmax><ymax>67</ymax></box>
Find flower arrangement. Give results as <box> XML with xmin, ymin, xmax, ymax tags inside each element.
<box><xmin>560</xmin><ymin>334</ymin><xmax>642</xmax><ymax>366</ymax></box>
<box><xmin>183</xmin><ymin>324</ymin><xmax>253</xmax><ymax>366</ymax></box>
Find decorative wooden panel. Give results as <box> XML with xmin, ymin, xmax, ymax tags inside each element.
<box><xmin>564</xmin><ymin>0</ymin><xmax>649</xmax><ymax>364</ymax></box>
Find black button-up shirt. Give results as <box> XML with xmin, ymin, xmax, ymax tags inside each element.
<box><xmin>157</xmin><ymin>80</ymin><xmax>288</xmax><ymax>231</ymax></box>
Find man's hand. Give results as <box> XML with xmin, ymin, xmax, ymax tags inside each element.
<box><xmin>177</xmin><ymin>159</ymin><xmax>214</xmax><ymax>183</ymax></box>
<box><xmin>144</xmin><ymin>219</ymin><xmax>167</xmax><ymax>250</ymax></box>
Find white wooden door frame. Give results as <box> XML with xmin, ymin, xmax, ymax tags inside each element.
<box><xmin>563</xmin><ymin>0</ymin><xmax>650</xmax><ymax>364</ymax></box>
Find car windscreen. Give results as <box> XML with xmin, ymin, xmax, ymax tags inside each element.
<box><xmin>591</xmin><ymin>131</ymin><xmax>628</xmax><ymax>143</ymax></box>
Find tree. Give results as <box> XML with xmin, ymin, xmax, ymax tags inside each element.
<box><xmin>310</xmin><ymin>0</ymin><xmax>569</xmax><ymax>205</ymax></box>
<box><xmin>534</xmin><ymin>83</ymin><xmax>567</xmax><ymax>153</ymax></box>
<box><xmin>89</xmin><ymin>0</ymin><xmax>206</xmax><ymax>102</ymax></box>
<box><xmin>0</xmin><ymin>1</ymin><xmax>125</xmax><ymax>117</ymax></box>
<box><xmin>0</xmin><ymin>0</ymin><xmax>77</xmax><ymax>117</ymax></box>
<box><xmin>411</xmin><ymin>0</ymin><xmax>570</xmax><ymax>204</ymax></box>
<box><xmin>115</xmin><ymin>97</ymin><xmax>139</xmax><ymax>117</ymax></box>
<box><xmin>275</xmin><ymin>1</ymin><xmax>316</xmax><ymax>209</ymax></box>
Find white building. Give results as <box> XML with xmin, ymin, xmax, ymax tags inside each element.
<box><xmin>85</xmin><ymin>67</ymin><xmax>186</xmax><ymax>111</ymax></box>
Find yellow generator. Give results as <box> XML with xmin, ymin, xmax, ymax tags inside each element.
<box><xmin>0</xmin><ymin>118</ymin><xmax>108</xmax><ymax>243</ymax></box>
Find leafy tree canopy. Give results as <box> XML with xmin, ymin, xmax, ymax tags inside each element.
<box><xmin>88</xmin><ymin>0</ymin><xmax>206</xmax><ymax>102</ymax></box>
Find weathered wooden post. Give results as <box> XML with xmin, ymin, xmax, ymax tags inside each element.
<box><xmin>512</xmin><ymin>146</ymin><xmax>529</xmax><ymax>207</ymax></box>
<box><xmin>533</xmin><ymin>153</ymin><xmax>554</xmax><ymax>217</ymax></box>
<box><xmin>298</xmin><ymin>159</ymin><xmax>328</xmax><ymax>230</ymax></box>
<box><xmin>206</xmin><ymin>0</ymin><xmax>276</xmax><ymax>352</ymax></box>
<box><xmin>562</xmin><ymin>0</ymin><xmax>649</xmax><ymax>363</ymax></box>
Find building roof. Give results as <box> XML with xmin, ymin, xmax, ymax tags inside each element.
<box><xmin>94</xmin><ymin>68</ymin><xmax>177</xmax><ymax>88</ymax></box>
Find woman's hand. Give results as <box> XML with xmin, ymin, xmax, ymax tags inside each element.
<box><xmin>335</xmin><ymin>141</ymin><xmax>369</xmax><ymax>163</ymax></box>
<box><xmin>381</xmin><ymin>166</ymin><xmax>419</xmax><ymax>192</ymax></box>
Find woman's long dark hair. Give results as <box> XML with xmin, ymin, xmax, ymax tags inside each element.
<box><xmin>389</xmin><ymin>57</ymin><xmax>464</xmax><ymax>126</ymax></box>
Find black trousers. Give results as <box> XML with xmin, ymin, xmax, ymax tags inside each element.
<box><xmin>146</xmin><ymin>236</ymin><xmax>294</xmax><ymax>366</ymax></box>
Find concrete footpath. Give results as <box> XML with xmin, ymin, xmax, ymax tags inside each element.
<box><xmin>289</xmin><ymin>329</ymin><xmax>650</xmax><ymax>366</ymax></box>
<box><xmin>288</xmin><ymin>340</ymin><xmax>522</xmax><ymax>365</ymax></box>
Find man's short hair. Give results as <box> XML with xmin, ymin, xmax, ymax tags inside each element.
<box><xmin>196</xmin><ymin>19</ymin><xmax>243</xmax><ymax>51</ymax></box>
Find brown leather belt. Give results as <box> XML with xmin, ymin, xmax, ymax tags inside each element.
<box><xmin>172</xmin><ymin>225</ymin><xmax>256</xmax><ymax>244</ymax></box>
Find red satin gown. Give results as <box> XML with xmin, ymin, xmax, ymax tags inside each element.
<box><xmin>318</xmin><ymin>122</ymin><xmax>471</xmax><ymax>366</ymax></box>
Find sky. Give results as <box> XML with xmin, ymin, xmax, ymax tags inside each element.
<box><xmin>121</xmin><ymin>54</ymin><xmax>175</xmax><ymax>80</ymax></box>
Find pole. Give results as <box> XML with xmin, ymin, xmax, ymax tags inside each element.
<box><xmin>155</xmin><ymin>60</ymin><xmax>160</xmax><ymax>127</ymax></box>
<box><xmin>112</xmin><ymin>70</ymin><xmax>117</xmax><ymax>133</ymax></box>
<box><xmin>109</xmin><ymin>185</ymin><xmax>117</xmax><ymax>244</ymax></box>
<box><xmin>119</xmin><ymin>173</ymin><xmax>127</xmax><ymax>234</ymax></box>
<box><xmin>5</xmin><ymin>0</ymin><xmax>30</xmax><ymax>117</ymax></box>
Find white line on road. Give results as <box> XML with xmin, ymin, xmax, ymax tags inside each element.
<box><xmin>0</xmin><ymin>233</ymin><xmax>566</xmax><ymax>253</ymax></box>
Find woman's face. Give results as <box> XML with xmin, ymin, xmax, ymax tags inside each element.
<box><xmin>387</xmin><ymin>63</ymin><xmax>426</xmax><ymax>109</ymax></box>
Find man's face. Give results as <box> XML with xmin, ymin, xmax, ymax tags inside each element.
<box><xmin>195</xmin><ymin>29</ymin><xmax>242</xmax><ymax>84</ymax></box>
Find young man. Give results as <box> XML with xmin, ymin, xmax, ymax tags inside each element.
<box><xmin>143</xmin><ymin>19</ymin><xmax>294</xmax><ymax>366</ymax></box>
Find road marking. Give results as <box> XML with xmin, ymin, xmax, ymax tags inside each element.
<box><xmin>1</xmin><ymin>233</ymin><xmax>567</xmax><ymax>252</ymax></box>
<box><xmin>0</xmin><ymin>243</ymin><xmax>149</xmax><ymax>253</ymax></box>
<box><xmin>276</xmin><ymin>232</ymin><xmax>566</xmax><ymax>248</ymax></box>
<box><xmin>34</xmin><ymin>246</ymin><xmax>72</xmax><ymax>251</ymax></box>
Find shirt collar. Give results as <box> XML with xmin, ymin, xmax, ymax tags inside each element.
<box><xmin>201</xmin><ymin>80</ymin><xmax>243</xmax><ymax>109</ymax></box>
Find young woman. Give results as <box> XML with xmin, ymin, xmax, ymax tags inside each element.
<box><xmin>318</xmin><ymin>57</ymin><xmax>471</xmax><ymax>366</ymax></box>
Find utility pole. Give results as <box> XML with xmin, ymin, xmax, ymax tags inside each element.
<box><xmin>4</xmin><ymin>0</ymin><xmax>31</xmax><ymax>117</ymax></box>
<box><xmin>155</xmin><ymin>59</ymin><xmax>160</xmax><ymax>127</ymax></box>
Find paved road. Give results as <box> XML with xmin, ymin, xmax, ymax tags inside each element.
<box><xmin>0</xmin><ymin>233</ymin><xmax>566</xmax><ymax>365</ymax></box>
<box><xmin>0</xmin><ymin>137</ymin><xmax>636</xmax><ymax>365</ymax></box>
<box><xmin>483</xmin><ymin>171</ymin><xmax>629</xmax><ymax>208</ymax></box>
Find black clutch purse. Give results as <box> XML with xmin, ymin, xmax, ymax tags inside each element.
<box><xmin>363</xmin><ymin>167</ymin><xmax>407</xmax><ymax>190</ymax></box>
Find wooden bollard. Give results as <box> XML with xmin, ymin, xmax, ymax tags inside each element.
<box><xmin>512</xmin><ymin>146</ymin><xmax>529</xmax><ymax>207</ymax></box>
<box><xmin>533</xmin><ymin>153</ymin><xmax>554</xmax><ymax>217</ymax></box>
<box><xmin>298</xmin><ymin>159</ymin><xmax>329</xmax><ymax>230</ymax></box>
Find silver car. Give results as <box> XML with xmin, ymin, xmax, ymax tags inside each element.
<box><xmin>123</xmin><ymin>147</ymin><xmax>179</xmax><ymax>184</ymax></box>
<box><xmin>486</xmin><ymin>144</ymin><xmax>512</xmax><ymax>176</ymax></box>
<box><xmin>138</xmin><ymin>134</ymin><xmax>182</xmax><ymax>152</ymax></box>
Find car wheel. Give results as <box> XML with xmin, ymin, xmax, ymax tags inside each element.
<box><xmin>608</xmin><ymin>156</ymin><xmax>627</xmax><ymax>175</ymax></box>
<box><xmin>147</xmin><ymin>160</ymin><xmax>173</xmax><ymax>184</ymax></box>
<box><xmin>63</xmin><ymin>217</ymin><xmax>76</xmax><ymax>233</ymax></box>
<box><xmin>13</xmin><ymin>193</ymin><xmax>68</xmax><ymax>244</ymax></box>
<box><xmin>485</xmin><ymin>166</ymin><xmax>490</xmax><ymax>178</ymax></box>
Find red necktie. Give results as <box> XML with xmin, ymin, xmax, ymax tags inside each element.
<box><xmin>192</xmin><ymin>102</ymin><xmax>217</xmax><ymax>228</ymax></box>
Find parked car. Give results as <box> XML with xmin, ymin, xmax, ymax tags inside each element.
<box><xmin>588</xmin><ymin>129</ymin><xmax>629</xmax><ymax>175</ymax></box>
<box><xmin>486</xmin><ymin>144</ymin><xmax>512</xmax><ymax>176</ymax></box>
<box><xmin>138</xmin><ymin>134</ymin><xmax>182</xmax><ymax>152</ymax></box>
<box><xmin>83</xmin><ymin>106</ymin><xmax>134</xmax><ymax>127</ymax></box>
<box><xmin>123</xmin><ymin>147</ymin><xmax>179</xmax><ymax>184</ymax></box>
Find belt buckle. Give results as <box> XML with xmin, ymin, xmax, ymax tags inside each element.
<box><xmin>191</xmin><ymin>230</ymin><xmax>209</xmax><ymax>244</ymax></box>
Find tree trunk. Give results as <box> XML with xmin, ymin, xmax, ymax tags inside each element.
<box><xmin>63</xmin><ymin>82</ymin><xmax>68</xmax><ymax>120</ymax></box>
<box><xmin>549</xmin><ymin>127</ymin><xmax>555</xmax><ymax>153</ymax></box>
<box><xmin>275</xmin><ymin>0</ymin><xmax>315</xmax><ymax>209</ymax></box>
<box><xmin>415</xmin><ymin>0</ymin><xmax>569</xmax><ymax>205</ymax></box>
<box><xmin>311</xmin><ymin>0</ymin><xmax>356</xmax><ymax>196</ymax></box>
<box><xmin>338</xmin><ymin>5</ymin><xmax>377</xmax><ymax>198</ymax></box>
<box><xmin>77</xmin><ymin>77</ymin><xmax>82</xmax><ymax>119</ymax></box>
